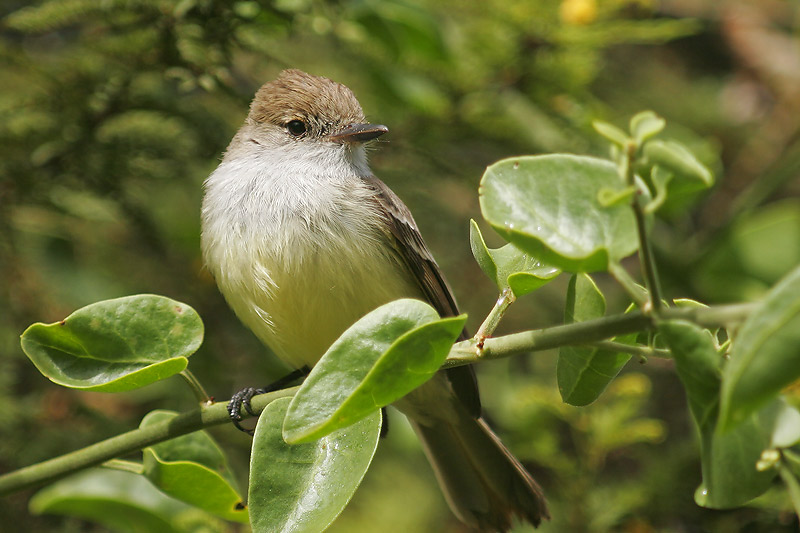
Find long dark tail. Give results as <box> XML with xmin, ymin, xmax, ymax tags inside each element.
<box><xmin>410</xmin><ymin>408</ymin><xmax>548</xmax><ymax>531</ymax></box>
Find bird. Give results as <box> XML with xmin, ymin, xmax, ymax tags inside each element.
<box><xmin>201</xmin><ymin>69</ymin><xmax>548</xmax><ymax>531</ymax></box>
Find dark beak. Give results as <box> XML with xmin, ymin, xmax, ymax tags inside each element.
<box><xmin>330</xmin><ymin>123</ymin><xmax>388</xmax><ymax>143</ymax></box>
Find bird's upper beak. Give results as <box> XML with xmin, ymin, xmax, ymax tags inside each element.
<box><xmin>329</xmin><ymin>123</ymin><xmax>388</xmax><ymax>143</ymax></box>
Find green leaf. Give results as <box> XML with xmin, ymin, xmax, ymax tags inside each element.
<box><xmin>479</xmin><ymin>155</ymin><xmax>639</xmax><ymax>272</ymax></box>
<box><xmin>643</xmin><ymin>139</ymin><xmax>713</xmax><ymax>186</ymax></box>
<box><xmin>597</xmin><ymin>185</ymin><xmax>636</xmax><ymax>207</ymax></box>
<box><xmin>283</xmin><ymin>299</ymin><xmax>465</xmax><ymax>443</ymax></box>
<box><xmin>249</xmin><ymin>397</ymin><xmax>381</xmax><ymax>533</ymax></box>
<box><xmin>673</xmin><ymin>298</ymin><xmax>710</xmax><ymax>310</ymax></box>
<box><xmin>469</xmin><ymin>219</ymin><xmax>498</xmax><ymax>283</ymax></box>
<box><xmin>643</xmin><ymin>166</ymin><xmax>674</xmax><ymax>214</ymax></box>
<box><xmin>140</xmin><ymin>411</ymin><xmax>248</xmax><ymax>523</ymax></box>
<box><xmin>659</xmin><ymin>320</ymin><xmax>778</xmax><ymax>508</ymax></box>
<box><xmin>469</xmin><ymin>219</ymin><xmax>560</xmax><ymax>297</ymax></box>
<box><xmin>719</xmin><ymin>266</ymin><xmax>800</xmax><ymax>431</ymax></box>
<box><xmin>558</xmin><ymin>274</ymin><xmax>632</xmax><ymax>406</ymax></box>
<box><xmin>659</xmin><ymin>321</ymin><xmax>721</xmax><ymax>426</ymax></box>
<box><xmin>30</xmin><ymin>468</ymin><xmax>195</xmax><ymax>533</ymax></box>
<box><xmin>692</xmin><ymin>403</ymin><xmax>779</xmax><ymax>509</ymax></box>
<box><xmin>629</xmin><ymin>111</ymin><xmax>665</xmax><ymax>144</ymax></box>
<box><xmin>20</xmin><ymin>295</ymin><xmax>202</xmax><ymax>392</ymax></box>
<box><xmin>592</xmin><ymin>120</ymin><xmax>630</xmax><ymax>146</ymax></box>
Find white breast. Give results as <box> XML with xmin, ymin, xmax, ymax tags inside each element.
<box><xmin>201</xmin><ymin>142</ymin><xmax>421</xmax><ymax>368</ymax></box>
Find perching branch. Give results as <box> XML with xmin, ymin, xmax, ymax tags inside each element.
<box><xmin>0</xmin><ymin>387</ymin><xmax>298</xmax><ymax>497</ymax></box>
<box><xmin>0</xmin><ymin>302</ymin><xmax>756</xmax><ymax>497</ymax></box>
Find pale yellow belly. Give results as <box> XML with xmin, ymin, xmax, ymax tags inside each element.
<box><xmin>217</xmin><ymin>234</ymin><xmax>423</xmax><ymax>369</ymax></box>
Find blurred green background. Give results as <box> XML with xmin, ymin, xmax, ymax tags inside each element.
<box><xmin>2</xmin><ymin>0</ymin><xmax>799</xmax><ymax>531</ymax></box>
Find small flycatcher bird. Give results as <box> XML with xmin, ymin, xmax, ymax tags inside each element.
<box><xmin>201</xmin><ymin>69</ymin><xmax>548</xmax><ymax>531</ymax></box>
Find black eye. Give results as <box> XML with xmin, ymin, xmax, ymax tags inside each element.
<box><xmin>286</xmin><ymin>120</ymin><xmax>307</xmax><ymax>137</ymax></box>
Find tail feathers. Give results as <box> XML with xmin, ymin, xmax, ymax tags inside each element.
<box><xmin>412</xmin><ymin>414</ymin><xmax>549</xmax><ymax>531</ymax></box>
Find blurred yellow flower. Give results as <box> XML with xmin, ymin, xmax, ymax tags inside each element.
<box><xmin>560</xmin><ymin>0</ymin><xmax>598</xmax><ymax>25</ymax></box>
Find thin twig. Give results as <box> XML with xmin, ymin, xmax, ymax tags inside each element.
<box><xmin>179</xmin><ymin>369</ymin><xmax>212</xmax><ymax>403</ymax></box>
<box><xmin>474</xmin><ymin>288</ymin><xmax>516</xmax><ymax>346</ymax></box>
<box><xmin>625</xmin><ymin>140</ymin><xmax>663</xmax><ymax>314</ymax></box>
<box><xmin>608</xmin><ymin>262</ymin><xmax>649</xmax><ymax>309</ymax></box>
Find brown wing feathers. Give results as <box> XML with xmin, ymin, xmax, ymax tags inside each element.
<box><xmin>365</xmin><ymin>175</ymin><xmax>481</xmax><ymax>416</ymax></box>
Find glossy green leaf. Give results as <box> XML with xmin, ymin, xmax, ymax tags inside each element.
<box><xmin>558</xmin><ymin>274</ymin><xmax>632</xmax><ymax>406</ymax></box>
<box><xmin>629</xmin><ymin>110</ymin><xmax>665</xmax><ymax>143</ymax></box>
<box><xmin>250</xmin><ymin>397</ymin><xmax>381</xmax><ymax>533</ymax></box>
<box><xmin>283</xmin><ymin>299</ymin><xmax>465</xmax><ymax>443</ymax></box>
<box><xmin>30</xmin><ymin>468</ymin><xmax>195</xmax><ymax>533</ymax></box>
<box><xmin>141</xmin><ymin>411</ymin><xmax>248</xmax><ymax>523</ymax></box>
<box><xmin>469</xmin><ymin>219</ymin><xmax>560</xmax><ymax>297</ymax></box>
<box><xmin>592</xmin><ymin>120</ymin><xmax>630</xmax><ymax>146</ymax></box>
<box><xmin>644</xmin><ymin>139</ymin><xmax>713</xmax><ymax>186</ymax></box>
<box><xmin>659</xmin><ymin>320</ymin><xmax>777</xmax><ymax>508</ymax></box>
<box><xmin>20</xmin><ymin>294</ymin><xmax>202</xmax><ymax>392</ymax></box>
<box><xmin>719</xmin><ymin>266</ymin><xmax>800</xmax><ymax>431</ymax></box>
<box><xmin>479</xmin><ymin>155</ymin><xmax>638</xmax><ymax>272</ymax></box>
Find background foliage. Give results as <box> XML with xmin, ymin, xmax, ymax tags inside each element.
<box><xmin>1</xmin><ymin>0</ymin><xmax>799</xmax><ymax>531</ymax></box>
